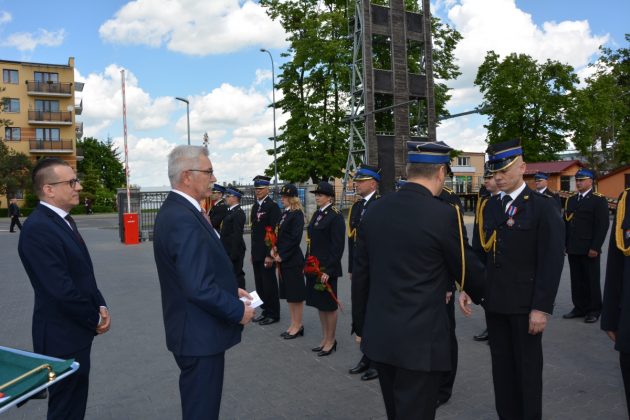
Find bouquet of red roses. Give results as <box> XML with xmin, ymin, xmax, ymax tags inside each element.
<box><xmin>303</xmin><ymin>255</ymin><xmax>342</xmax><ymax>310</ymax></box>
<box><xmin>265</xmin><ymin>226</ymin><xmax>281</xmax><ymax>280</ymax></box>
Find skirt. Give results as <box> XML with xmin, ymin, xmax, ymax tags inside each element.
<box><xmin>305</xmin><ymin>275</ymin><xmax>338</xmax><ymax>312</ymax></box>
<box><xmin>278</xmin><ymin>264</ymin><xmax>306</xmax><ymax>303</ymax></box>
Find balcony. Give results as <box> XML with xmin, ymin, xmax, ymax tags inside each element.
<box><xmin>28</xmin><ymin>110</ymin><xmax>73</xmax><ymax>125</ymax></box>
<box><xmin>26</xmin><ymin>80</ymin><xmax>73</xmax><ymax>97</ymax></box>
<box><xmin>28</xmin><ymin>138</ymin><xmax>74</xmax><ymax>153</ymax></box>
<box><xmin>76</xmin><ymin>122</ymin><xmax>83</xmax><ymax>140</ymax></box>
<box><xmin>75</xmin><ymin>99</ymin><xmax>83</xmax><ymax>115</ymax></box>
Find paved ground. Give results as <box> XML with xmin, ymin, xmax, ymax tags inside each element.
<box><xmin>0</xmin><ymin>213</ymin><xmax>628</xmax><ymax>419</ymax></box>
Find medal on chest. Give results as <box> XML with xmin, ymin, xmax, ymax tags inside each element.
<box><xmin>625</xmin><ymin>229</ymin><xmax>630</xmax><ymax>240</ymax></box>
<box><xmin>257</xmin><ymin>210</ymin><xmax>266</xmax><ymax>222</ymax></box>
<box><xmin>279</xmin><ymin>212</ymin><xmax>287</xmax><ymax>227</ymax></box>
<box><xmin>315</xmin><ymin>213</ymin><xmax>324</xmax><ymax>226</ymax></box>
<box><xmin>506</xmin><ymin>205</ymin><xmax>518</xmax><ymax>227</ymax></box>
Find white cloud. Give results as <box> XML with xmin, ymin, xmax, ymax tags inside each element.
<box><xmin>76</xmin><ymin>64</ymin><xmax>176</xmax><ymax>136</ymax></box>
<box><xmin>99</xmin><ymin>0</ymin><xmax>287</xmax><ymax>55</ymax></box>
<box><xmin>0</xmin><ymin>11</ymin><xmax>12</xmax><ymax>25</ymax></box>
<box><xmin>443</xmin><ymin>0</ymin><xmax>608</xmax><ymax>111</ymax></box>
<box><xmin>111</xmin><ymin>135</ymin><xmax>176</xmax><ymax>187</ymax></box>
<box><xmin>2</xmin><ymin>28</ymin><xmax>65</xmax><ymax>52</ymax></box>
<box><xmin>254</xmin><ymin>69</ymin><xmax>272</xmax><ymax>85</ymax></box>
<box><xmin>437</xmin><ymin>115</ymin><xmax>488</xmax><ymax>153</ymax></box>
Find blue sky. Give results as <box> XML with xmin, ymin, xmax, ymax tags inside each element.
<box><xmin>0</xmin><ymin>0</ymin><xmax>627</xmax><ymax>187</ymax></box>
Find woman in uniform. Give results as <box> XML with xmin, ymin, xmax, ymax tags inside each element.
<box><xmin>273</xmin><ymin>184</ymin><xmax>307</xmax><ymax>339</ymax></box>
<box><xmin>305</xmin><ymin>181</ymin><xmax>345</xmax><ymax>356</ymax></box>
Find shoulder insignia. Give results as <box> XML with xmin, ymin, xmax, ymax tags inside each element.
<box><xmin>331</xmin><ymin>206</ymin><xmax>341</xmax><ymax>214</ymax></box>
<box><xmin>531</xmin><ymin>191</ymin><xmax>547</xmax><ymax>198</ymax></box>
<box><xmin>442</xmin><ymin>186</ymin><xmax>454</xmax><ymax>194</ymax></box>
<box><xmin>593</xmin><ymin>192</ymin><xmax>605</xmax><ymax>197</ymax></box>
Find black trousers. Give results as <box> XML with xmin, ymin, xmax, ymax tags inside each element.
<box><xmin>10</xmin><ymin>216</ymin><xmax>22</xmax><ymax>232</ymax></box>
<box><xmin>231</xmin><ymin>257</ymin><xmax>245</xmax><ymax>290</ymax></box>
<box><xmin>47</xmin><ymin>344</ymin><xmax>92</xmax><ymax>420</ymax></box>
<box><xmin>620</xmin><ymin>352</ymin><xmax>630</xmax><ymax>417</ymax></box>
<box><xmin>568</xmin><ymin>254</ymin><xmax>602</xmax><ymax>314</ymax></box>
<box><xmin>486</xmin><ymin>311</ymin><xmax>543</xmax><ymax>420</ymax></box>
<box><xmin>374</xmin><ymin>361</ymin><xmax>441</xmax><ymax>420</ymax></box>
<box><xmin>174</xmin><ymin>352</ymin><xmax>225</xmax><ymax>420</ymax></box>
<box><xmin>438</xmin><ymin>297</ymin><xmax>458</xmax><ymax>403</ymax></box>
<box><xmin>252</xmin><ymin>260</ymin><xmax>280</xmax><ymax>319</ymax></box>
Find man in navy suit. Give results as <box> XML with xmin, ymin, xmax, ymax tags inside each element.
<box><xmin>18</xmin><ymin>158</ymin><xmax>111</xmax><ymax>420</ymax></box>
<box><xmin>153</xmin><ymin>145</ymin><xmax>255</xmax><ymax>420</ymax></box>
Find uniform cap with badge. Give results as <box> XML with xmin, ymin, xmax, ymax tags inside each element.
<box><xmin>406</xmin><ymin>140</ymin><xmax>453</xmax><ymax>164</ymax></box>
<box><xmin>253</xmin><ymin>175</ymin><xmax>272</xmax><ymax>188</ymax></box>
<box><xmin>575</xmin><ymin>168</ymin><xmax>595</xmax><ymax>180</ymax></box>
<box><xmin>486</xmin><ymin>138</ymin><xmax>522</xmax><ymax>172</ymax></box>
<box><xmin>534</xmin><ymin>172</ymin><xmax>549</xmax><ymax>181</ymax></box>
<box><xmin>280</xmin><ymin>183</ymin><xmax>298</xmax><ymax>197</ymax></box>
<box><xmin>225</xmin><ymin>186</ymin><xmax>243</xmax><ymax>198</ymax></box>
<box><xmin>212</xmin><ymin>184</ymin><xmax>226</xmax><ymax>193</ymax></box>
<box><xmin>310</xmin><ymin>181</ymin><xmax>335</xmax><ymax>197</ymax></box>
<box><xmin>353</xmin><ymin>164</ymin><xmax>382</xmax><ymax>182</ymax></box>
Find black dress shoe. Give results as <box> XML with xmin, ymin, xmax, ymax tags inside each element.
<box><xmin>311</xmin><ymin>346</ymin><xmax>323</xmax><ymax>352</ymax></box>
<box><xmin>563</xmin><ymin>309</ymin><xmax>586</xmax><ymax>319</ymax></box>
<box><xmin>360</xmin><ymin>368</ymin><xmax>378</xmax><ymax>381</ymax></box>
<box><xmin>473</xmin><ymin>329</ymin><xmax>489</xmax><ymax>341</ymax></box>
<box><xmin>259</xmin><ymin>317</ymin><xmax>279</xmax><ymax>325</ymax></box>
<box><xmin>349</xmin><ymin>360</ymin><xmax>369</xmax><ymax>374</ymax></box>
<box><xmin>585</xmin><ymin>313</ymin><xmax>600</xmax><ymax>323</ymax></box>
<box><xmin>280</xmin><ymin>331</ymin><xmax>290</xmax><ymax>338</ymax></box>
<box><xmin>253</xmin><ymin>314</ymin><xmax>266</xmax><ymax>323</ymax></box>
<box><xmin>283</xmin><ymin>326</ymin><xmax>304</xmax><ymax>339</ymax></box>
<box><xmin>317</xmin><ymin>341</ymin><xmax>337</xmax><ymax>357</ymax></box>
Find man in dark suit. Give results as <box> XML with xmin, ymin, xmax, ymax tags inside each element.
<box><xmin>460</xmin><ymin>139</ymin><xmax>565</xmax><ymax>420</ymax></box>
<box><xmin>153</xmin><ymin>146</ymin><xmax>254</xmax><ymax>420</ymax></box>
<box><xmin>353</xmin><ymin>141</ymin><xmax>482</xmax><ymax>419</ymax></box>
<box><xmin>348</xmin><ymin>164</ymin><xmax>381</xmax><ymax>382</ymax></box>
<box><xmin>8</xmin><ymin>197</ymin><xmax>22</xmax><ymax>232</ymax></box>
<box><xmin>208</xmin><ymin>184</ymin><xmax>228</xmax><ymax>230</ymax></box>
<box><xmin>533</xmin><ymin>171</ymin><xmax>562</xmax><ymax>210</ymax></box>
<box><xmin>18</xmin><ymin>158</ymin><xmax>111</xmax><ymax>420</ymax></box>
<box><xmin>602</xmin><ymin>187</ymin><xmax>630</xmax><ymax>416</ymax></box>
<box><xmin>563</xmin><ymin>168</ymin><xmax>610</xmax><ymax>323</ymax></box>
<box><xmin>250</xmin><ymin>175</ymin><xmax>282</xmax><ymax>325</ymax></box>
<box><xmin>221</xmin><ymin>186</ymin><xmax>247</xmax><ymax>289</ymax></box>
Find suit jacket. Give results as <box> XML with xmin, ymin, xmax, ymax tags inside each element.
<box><xmin>307</xmin><ymin>205</ymin><xmax>345</xmax><ymax>278</ymax></box>
<box><xmin>18</xmin><ymin>204</ymin><xmax>106</xmax><ymax>356</ymax></box>
<box><xmin>565</xmin><ymin>191</ymin><xmax>610</xmax><ymax>255</ymax></box>
<box><xmin>153</xmin><ymin>192</ymin><xmax>244</xmax><ymax>357</ymax></box>
<box><xmin>481</xmin><ymin>186</ymin><xmax>565</xmax><ymax>315</ymax></box>
<box><xmin>9</xmin><ymin>202</ymin><xmax>20</xmax><ymax>217</ymax></box>
<box><xmin>347</xmin><ymin>193</ymin><xmax>379</xmax><ymax>274</ymax></box>
<box><xmin>209</xmin><ymin>199</ymin><xmax>228</xmax><ymax>231</ymax></box>
<box><xmin>220</xmin><ymin>205</ymin><xmax>246</xmax><ymax>263</ymax></box>
<box><xmin>602</xmin><ymin>190</ymin><xmax>630</xmax><ymax>352</ymax></box>
<box><xmin>250</xmin><ymin>196</ymin><xmax>281</xmax><ymax>262</ymax></box>
<box><xmin>353</xmin><ymin>183</ymin><xmax>467</xmax><ymax>371</ymax></box>
<box><xmin>276</xmin><ymin>209</ymin><xmax>305</xmax><ymax>268</ymax></box>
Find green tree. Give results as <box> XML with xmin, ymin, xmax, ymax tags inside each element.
<box><xmin>0</xmin><ymin>140</ymin><xmax>32</xmax><ymax>204</ymax></box>
<box><xmin>570</xmin><ymin>34</ymin><xmax>630</xmax><ymax>170</ymax></box>
<box><xmin>260</xmin><ymin>0</ymin><xmax>462</xmax><ymax>183</ymax></box>
<box><xmin>475</xmin><ymin>51</ymin><xmax>579</xmax><ymax>161</ymax></box>
<box><xmin>77</xmin><ymin>136</ymin><xmax>125</xmax><ymax>191</ymax></box>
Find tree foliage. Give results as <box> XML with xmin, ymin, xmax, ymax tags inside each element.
<box><xmin>0</xmin><ymin>140</ymin><xmax>32</xmax><ymax>203</ymax></box>
<box><xmin>475</xmin><ymin>51</ymin><xmax>578</xmax><ymax>162</ymax></box>
<box><xmin>260</xmin><ymin>0</ymin><xmax>462</xmax><ymax>183</ymax></box>
<box><xmin>77</xmin><ymin>136</ymin><xmax>125</xmax><ymax>193</ymax></box>
<box><xmin>569</xmin><ymin>34</ymin><xmax>630</xmax><ymax>170</ymax></box>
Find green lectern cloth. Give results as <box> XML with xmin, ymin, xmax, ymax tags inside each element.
<box><xmin>0</xmin><ymin>348</ymin><xmax>74</xmax><ymax>408</ymax></box>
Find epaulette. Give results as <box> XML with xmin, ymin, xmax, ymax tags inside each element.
<box><xmin>531</xmin><ymin>191</ymin><xmax>548</xmax><ymax>198</ymax></box>
<box><xmin>593</xmin><ymin>192</ymin><xmax>605</xmax><ymax>197</ymax></box>
<box><xmin>331</xmin><ymin>206</ymin><xmax>341</xmax><ymax>214</ymax></box>
<box><xmin>442</xmin><ymin>186</ymin><xmax>454</xmax><ymax>194</ymax></box>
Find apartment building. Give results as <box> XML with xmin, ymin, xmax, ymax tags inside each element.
<box><xmin>1</xmin><ymin>57</ymin><xmax>83</xmax><ymax>206</ymax></box>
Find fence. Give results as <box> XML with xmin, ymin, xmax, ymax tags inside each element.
<box><xmin>117</xmin><ymin>185</ymin><xmax>309</xmax><ymax>242</ymax></box>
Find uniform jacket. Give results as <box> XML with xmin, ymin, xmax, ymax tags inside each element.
<box><xmin>220</xmin><ymin>205</ymin><xmax>246</xmax><ymax>263</ymax></box>
<box><xmin>602</xmin><ymin>189</ymin><xmax>630</xmax><ymax>352</ymax></box>
<box><xmin>352</xmin><ymin>182</ymin><xmax>471</xmax><ymax>371</ymax></box>
<box><xmin>276</xmin><ymin>209</ymin><xmax>305</xmax><ymax>268</ymax></box>
<box><xmin>564</xmin><ymin>191</ymin><xmax>610</xmax><ymax>255</ymax></box>
<box><xmin>307</xmin><ymin>205</ymin><xmax>345</xmax><ymax>278</ymax></box>
<box><xmin>481</xmin><ymin>186</ymin><xmax>565</xmax><ymax>315</ymax></box>
<box><xmin>250</xmin><ymin>196</ymin><xmax>281</xmax><ymax>262</ymax></box>
<box><xmin>153</xmin><ymin>192</ymin><xmax>244</xmax><ymax>357</ymax></box>
<box><xmin>18</xmin><ymin>204</ymin><xmax>106</xmax><ymax>356</ymax></box>
<box><xmin>209</xmin><ymin>199</ymin><xmax>228</xmax><ymax>231</ymax></box>
<box><xmin>347</xmin><ymin>193</ymin><xmax>379</xmax><ymax>274</ymax></box>
<box><xmin>539</xmin><ymin>187</ymin><xmax>562</xmax><ymax>210</ymax></box>
<box><xmin>9</xmin><ymin>202</ymin><xmax>20</xmax><ymax>217</ymax></box>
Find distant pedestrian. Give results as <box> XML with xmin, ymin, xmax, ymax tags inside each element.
<box><xmin>84</xmin><ymin>197</ymin><xmax>93</xmax><ymax>214</ymax></box>
<box><xmin>8</xmin><ymin>197</ymin><xmax>22</xmax><ymax>232</ymax></box>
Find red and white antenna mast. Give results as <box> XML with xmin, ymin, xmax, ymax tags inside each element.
<box><xmin>121</xmin><ymin>69</ymin><xmax>131</xmax><ymax>214</ymax></box>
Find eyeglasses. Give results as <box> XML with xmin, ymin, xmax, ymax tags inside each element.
<box><xmin>48</xmin><ymin>178</ymin><xmax>81</xmax><ymax>188</ymax></box>
<box><xmin>187</xmin><ymin>169</ymin><xmax>214</xmax><ymax>175</ymax></box>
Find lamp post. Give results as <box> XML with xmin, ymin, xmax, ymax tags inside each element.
<box><xmin>260</xmin><ymin>48</ymin><xmax>278</xmax><ymax>193</ymax></box>
<box><xmin>175</xmin><ymin>97</ymin><xmax>190</xmax><ymax>145</ymax></box>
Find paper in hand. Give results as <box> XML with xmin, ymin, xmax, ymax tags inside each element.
<box><xmin>240</xmin><ymin>290</ymin><xmax>263</xmax><ymax>309</ymax></box>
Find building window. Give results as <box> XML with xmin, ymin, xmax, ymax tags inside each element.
<box><xmin>3</xmin><ymin>69</ymin><xmax>18</xmax><ymax>84</ymax></box>
<box><xmin>3</xmin><ymin>98</ymin><xmax>20</xmax><ymax>112</ymax></box>
<box><xmin>4</xmin><ymin>127</ymin><xmax>21</xmax><ymax>141</ymax></box>
<box><xmin>457</xmin><ymin>156</ymin><xmax>470</xmax><ymax>166</ymax></box>
<box><xmin>35</xmin><ymin>100</ymin><xmax>60</xmax><ymax>112</ymax></box>
<box><xmin>36</xmin><ymin>128</ymin><xmax>60</xmax><ymax>141</ymax></box>
<box><xmin>455</xmin><ymin>175</ymin><xmax>472</xmax><ymax>193</ymax></box>
<box><xmin>561</xmin><ymin>176</ymin><xmax>571</xmax><ymax>191</ymax></box>
<box><xmin>34</xmin><ymin>72</ymin><xmax>59</xmax><ymax>83</ymax></box>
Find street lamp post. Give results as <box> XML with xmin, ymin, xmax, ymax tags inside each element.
<box><xmin>175</xmin><ymin>97</ymin><xmax>190</xmax><ymax>145</ymax></box>
<box><xmin>260</xmin><ymin>48</ymin><xmax>278</xmax><ymax>194</ymax></box>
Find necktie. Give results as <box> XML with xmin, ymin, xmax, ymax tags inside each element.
<box><xmin>501</xmin><ymin>195</ymin><xmax>512</xmax><ymax>212</ymax></box>
<box><xmin>64</xmin><ymin>214</ymin><xmax>85</xmax><ymax>243</ymax></box>
<box><xmin>577</xmin><ymin>194</ymin><xmax>582</xmax><ymax>202</ymax></box>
